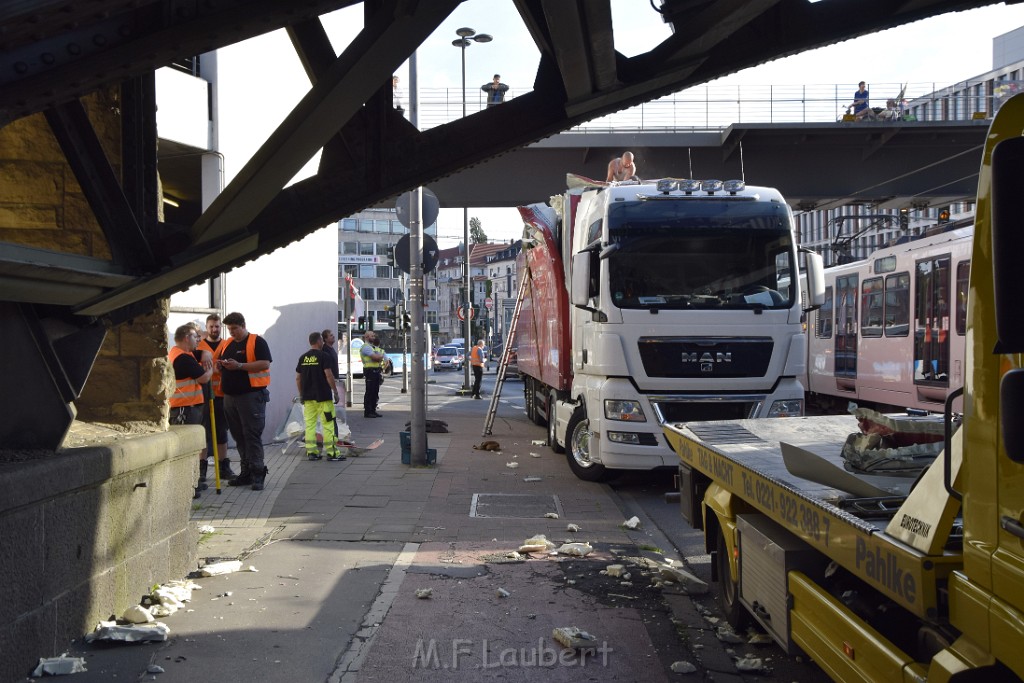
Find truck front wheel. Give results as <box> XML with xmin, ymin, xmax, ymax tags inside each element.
<box><xmin>565</xmin><ymin>409</ymin><xmax>607</xmax><ymax>482</ymax></box>
<box><xmin>716</xmin><ymin>527</ymin><xmax>750</xmax><ymax>630</ymax></box>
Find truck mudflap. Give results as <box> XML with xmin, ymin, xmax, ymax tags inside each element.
<box><xmin>663</xmin><ymin>416</ymin><xmax>962</xmax><ymax>619</ymax></box>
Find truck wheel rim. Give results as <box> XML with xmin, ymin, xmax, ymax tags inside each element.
<box><xmin>571</xmin><ymin>419</ymin><xmax>593</xmax><ymax>467</ymax></box>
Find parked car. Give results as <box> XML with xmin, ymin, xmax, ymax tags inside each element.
<box><xmin>432</xmin><ymin>345</ymin><xmax>465</xmax><ymax>372</ymax></box>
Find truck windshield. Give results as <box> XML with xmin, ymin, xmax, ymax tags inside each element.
<box><xmin>606</xmin><ymin>199</ymin><xmax>795</xmax><ymax>310</ymax></box>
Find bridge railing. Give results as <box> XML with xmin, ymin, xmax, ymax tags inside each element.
<box><xmin>413</xmin><ymin>80</ymin><xmax>1003</xmax><ymax>131</ymax></box>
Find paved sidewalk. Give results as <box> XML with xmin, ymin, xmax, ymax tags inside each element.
<box><xmin>41</xmin><ymin>379</ymin><xmax>757</xmax><ymax>683</ymax></box>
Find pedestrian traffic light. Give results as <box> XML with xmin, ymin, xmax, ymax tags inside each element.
<box><xmin>899</xmin><ymin>207</ymin><xmax>909</xmax><ymax>230</ymax></box>
<box><xmin>367</xmin><ymin>311</ymin><xmax>375</xmax><ymax>331</ymax></box>
<box><xmin>402</xmin><ymin>312</ymin><xmax>411</xmax><ymax>331</ymax></box>
<box><xmin>357</xmin><ymin>316</ymin><xmax>366</xmax><ymax>332</ymax></box>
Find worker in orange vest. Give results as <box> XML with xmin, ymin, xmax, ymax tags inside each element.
<box><xmin>169</xmin><ymin>324</ymin><xmax>213</xmax><ymax>498</ymax></box>
<box><xmin>197</xmin><ymin>313</ymin><xmax>236</xmax><ymax>484</ymax></box>
<box><xmin>470</xmin><ymin>339</ymin><xmax>486</xmax><ymax>399</ymax></box>
<box><xmin>219</xmin><ymin>312</ymin><xmax>273</xmax><ymax>491</ymax></box>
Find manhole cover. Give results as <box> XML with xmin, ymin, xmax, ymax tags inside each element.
<box><xmin>470</xmin><ymin>493</ymin><xmax>564</xmax><ymax>519</ymax></box>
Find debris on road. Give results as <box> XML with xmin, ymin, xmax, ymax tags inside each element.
<box><xmin>529</xmin><ymin>452</ymin><xmax>542</xmax><ymax>458</ymax></box>
<box><xmin>31</xmin><ymin>655</ymin><xmax>87</xmax><ymax>676</ymax></box>
<box><xmin>604</xmin><ymin>564</ymin><xmax>626</xmax><ymax>578</ymax></box>
<box><xmin>147</xmin><ymin>665</ymin><xmax>166</xmax><ymax>673</ymax></box>
<box><xmin>670</xmin><ymin>660</ymin><xmax>697</xmax><ymax>674</ymax></box>
<box><xmin>621</xmin><ymin>516</ymin><xmax>641</xmax><ymax>530</ymax></box>
<box><xmin>658</xmin><ymin>566</ymin><xmax>709</xmax><ymax>594</ymax></box>
<box><xmin>519</xmin><ymin>535</ymin><xmax>556</xmax><ymax>553</ymax></box>
<box><xmin>120</xmin><ymin>604</ymin><xmax>154</xmax><ymax>624</ymax></box>
<box><xmin>715</xmin><ymin>625</ymin><xmax>745</xmax><ymax>644</ymax></box>
<box><xmin>415</xmin><ymin>588</ymin><xmax>432</xmax><ymax>599</ymax></box>
<box><xmin>84</xmin><ymin>621</ymin><xmax>170</xmax><ymax>643</ymax></box>
<box><xmin>496</xmin><ymin>587</ymin><xmax>511</xmax><ymax>598</ymax></box>
<box><xmin>735</xmin><ymin>655</ymin><xmax>765</xmax><ymax>672</ymax></box>
<box><xmin>523</xmin><ymin>476</ymin><xmax>543</xmax><ymax>482</ymax></box>
<box><xmin>544</xmin><ymin>512</ymin><xmax>559</xmax><ymax>519</ymax></box>
<box><xmin>197</xmin><ymin>524</ymin><xmax>215</xmax><ymax>534</ymax></box>
<box><xmin>197</xmin><ymin>560</ymin><xmax>242</xmax><ymax>576</ymax></box>
<box><xmin>552</xmin><ymin>626</ymin><xmax>597</xmax><ymax>649</ymax></box>
<box><xmin>506</xmin><ymin>461</ymin><xmax>519</xmax><ymax>469</ymax></box>
<box><xmin>566</xmin><ymin>523</ymin><xmax>580</xmax><ymax>533</ymax></box>
<box><xmin>531</xmin><ymin>440</ymin><xmax>546</xmax><ymax>446</ymax></box>
<box><xmin>556</xmin><ymin>542</ymin><xmax>593</xmax><ymax>557</ymax></box>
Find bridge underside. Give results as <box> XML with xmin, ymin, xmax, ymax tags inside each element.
<box><xmin>0</xmin><ymin>0</ymin><xmax>1003</xmax><ymax>448</ymax></box>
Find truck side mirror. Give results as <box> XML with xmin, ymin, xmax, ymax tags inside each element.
<box><xmin>992</xmin><ymin>136</ymin><xmax>1024</xmax><ymax>353</ymax></box>
<box><xmin>570</xmin><ymin>251</ymin><xmax>592</xmax><ymax>306</ymax></box>
<box><xmin>801</xmin><ymin>249</ymin><xmax>825</xmax><ymax>312</ymax></box>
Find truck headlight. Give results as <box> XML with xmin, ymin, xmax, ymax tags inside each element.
<box><xmin>768</xmin><ymin>399</ymin><xmax>803</xmax><ymax>417</ymax></box>
<box><xmin>605</xmin><ymin>400</ymin><xmax>646</xmax><ymax>422</ymax></box>
<box><xmin>607</xmin><ymin>431</ymin><xmax>640</xmax><ymax>444</ymax></box>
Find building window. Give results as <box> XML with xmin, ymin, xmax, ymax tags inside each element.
<box><xmin>362</xmin><ymin>288</ymin><xmax>375</xmax><ymax>301</ymax></box>
<box><xmin>343</xmin><ymin>264</ymin><xmax>358</xmax><ymax>278</ymax></box>
<box><xmin>341</xmin><ymin>219</ymin><xmax>357</xmax><ymax>231</ymax></box>
<box><xmin>376</xmin><ymin>266</ymin><xmax>391</xmax><ymax>278</ymax></box>
<box><xmin>358</xmin><ymin>242</ymin><xmax>374</xmax><ymax>256</ymax></box>
<box><xmin>359</xmin><ymin>265</ymin><xmax>376</xmax><ymax>278</ymax></box>
<box><xmin>375</xmin><ymin>220</ymin><xmax>390</xmax><ymax>233</ymax></box>
<box><xmin>376</xmin><ymin>288</ymin><xmax>391</xmax><ymax>301</ymax></box>
<box><xmin>359</xmin><ymin>219</ymin><xmax>374</xmax><ymax>232</ymax></box>
<box><xmin>343</xmin><ymin>242</ymin><xmax>358</xmax><ymax>254</ymax></box>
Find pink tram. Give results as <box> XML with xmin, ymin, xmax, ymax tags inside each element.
<box><xmin>804</xmin><ymin>221</ymin><xmax>972</xmax><ymax>414</ymax></box>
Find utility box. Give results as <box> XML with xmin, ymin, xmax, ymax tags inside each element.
<box><xmin>737</xmin><ymin>513</ymin><xmax>825</xmax><ymax>653</ymax></box>
<box><xmin>400</xmin><ymin>431</ymin><xmax>436</xmax><ymax>465</ymax></box>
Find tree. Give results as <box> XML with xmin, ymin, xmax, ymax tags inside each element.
<box><xmin>469</xmin><ymin>216</ymin><xmax>487</xmax><ymax>244</ymax></box>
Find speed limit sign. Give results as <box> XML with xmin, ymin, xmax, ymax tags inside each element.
<box><xmin>457</xmin><ymin>306</ymin><xmax>476</xmax><ymax>321</ymax></box>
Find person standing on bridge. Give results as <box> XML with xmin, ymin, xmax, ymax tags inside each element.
<box><xmin>607</xmin><ymin>151</ymin><xmax>638</xmax><ymax>182</ymax></box>
<box><xmin>850</xmin><ymin>81</ymin><xmax>871</xmax><ymax>120</ymax></box>
<box><xmin>481</xmin><ymin>74</ymin><xmax>509</xmax><ymax>107</ymax></box>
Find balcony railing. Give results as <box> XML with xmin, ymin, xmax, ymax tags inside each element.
<box><xmin>412</xmin><ymin>80</ymin><xmax>1003</xmax><ymax>132</ymax></box>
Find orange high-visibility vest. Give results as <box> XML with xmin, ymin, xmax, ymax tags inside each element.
<box><xmin>198</xmin><ymin>337</ymin><xmax>231</xmax><ymax>397</ymax></box>
<box><xmin>471</xmin><ymin>345</ymin><xmax>484</xmax><ymax>366</ymax></box>
<box><xmin>169</xmin><ymin>347</ymin><xmax>203</xmax><ymax>407</ymax></box>
<box><xmin>232</xmin><ymin>333</ymin><xmax>271</xmax><ymax>388</ymax></box>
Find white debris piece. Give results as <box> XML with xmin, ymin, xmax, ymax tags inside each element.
<box><xmin>670</xmin><ymin>660</ymin><xmax>698</xmax><ymax>674</ymax></box>
<box><xmin>531</xmin><ymin>440</ymin><xmax>547</xmax><ymax>446</ymax></box>
<box><xmin>147</xmin><ymin>665</ymin><xmax>166</xmax><ymax>673</ymax></box>
<box><xmin>734</xmin><ymin>655</ymin><xmax>764</xmax><ymax>672</ymax></box>
<box><xmin>556</xmin><ymin>542</ymin><xmax>594</xmax><ymax>557</ymax></box>
<box><xmin>121</xmin><ymin>604</ymin><xmax>154</xmax><ymax>624</ymax></box>
<box><xmin>519</xmin><ymin>534</ymin><xmax>556</xmax><ymax>553</ymax></box>
<box><xmin>496</xmin><ymin>588</ymin><xmax>511</xmax><ymax>598</ymax></box>
<box><xmin>198</xmin><ymin>560</ymin><xmax>242</xmax><ymax>576</ymax></box>
<box><xmin>32</xmin><ymin>655</ymin><xmax>87</xmax><ymax>676</ymax></box>
<box><xmin>506</xmin><ymin>461</ymin><xmax>519</xmax><ymax>469</ymax></box>
<box><xmin>552</xmin><ymin>626</ymin><xmax>597</xmax><ymax>649</ymax></box>
<box><xmin>605</xmin><ymin>564</ymin><xmax>626</xmax><ymax>578</ymax></box>
<box><xmin>415</xmin><ymin>588</ymin><xmax>433</xmax><ymax>599</ymax></box>
<box><xmin>747</xmin><ymin>632</ymin><xmax>773</xmax><ymax>645</ymax></box>
<box><xmin>523</xmin><ymin>476</ymin><xmax>543</xmax><ymax>482</ymax></box>
<box><xmin>197</xmin><ymin>525</ymin><xmax>216</xmax><ymax>534</ymax></box>
<box><xmin>149</xmin><ymin>604</ymin><xmax>173</xmax><ymax>618</ymax></box>
<box><xmin>530</xmin><ymin>452</ymin><xmax>542</xmax><ymax>458</ymax></box>
<box><xmin>544</xmin><ymin>512</ymin><xmax>559</xmax><ymax>519</ymax></box>
<box><xmin>659</xmin><ymin>566</ymin><xmax>709</xmax><ymax>594</ymax></box>
<box><xmin>84</xmin><ymin>620</ymin><xmax>170</xmax><ymax>643</ymax></box>
<box><xmin>715</xmin><ymin>625</ymin><xmax>745</xmax><ymax>644</ymax></box>
<box><xmin>505</xmin><ymin>551</ymin><xmax>526</xmax><ymax>560</ymax></box>
<box><xmin>566</xmin><ymin>524</ymin><xmax>580</xmax><ymax>533</ymax></box>
<box><xmin>621</xmin><ymin>516</ymin><xmax>641</xmax><ymax>530</ymax></box>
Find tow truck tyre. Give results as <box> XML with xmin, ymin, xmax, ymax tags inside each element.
<box><xmin>565</xmin><ymin>408</ymin><xmax>607</xmax><ymax>482</ymax></box>
<box><xmin>548</xmin><ymin>390</ymin><xmax>564</xmax><ymax>454</ymax></box>
<box><xmin>524</xmin><ymin>377</ymin><xmax>536</xmax><ymax>422</ymax></box>
<box><xmin>716</xmin><ymin>527</ymin><xmax>750</xmax><ymax>630</ymax></box>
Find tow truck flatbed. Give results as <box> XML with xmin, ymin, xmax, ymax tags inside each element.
<box><xmin>663</xmin><ymin>416</ymin><xmax>962</xmax><ymax>619</ymax></box>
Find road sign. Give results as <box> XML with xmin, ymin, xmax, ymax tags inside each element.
<box><xmin>394</xmin><ymin>234</ymin><xmax>440</xmax><ymax>274</ymax></box>
<box><xmin>484</xmin><ymin>297</ymin><xmax>493</xmax><ymax>310</ymax></box>
<box><xmin>395</xmin><ymin>188</ymin><xmax>440</xmax><ymax>230</ymax></box>
<box><xmin>457</xmin><ymin>306</ymin><xmax>476</xmax><ymax>321</ymax></box>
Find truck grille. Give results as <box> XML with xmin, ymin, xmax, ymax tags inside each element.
<box><xmin>638</xmin><ymin>337</ymin><xmax>774</xmax><ymax>378</ymax></box>
<box><xmin>653</xmin><ymin>400</ymin><xmax>760</xmax><ymax>423</ymax></box>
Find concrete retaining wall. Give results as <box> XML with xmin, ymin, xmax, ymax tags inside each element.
<box><xmin>0</xmin><ymin>426</ymin><xmax>203</xmax><ymax>681</ymax></box>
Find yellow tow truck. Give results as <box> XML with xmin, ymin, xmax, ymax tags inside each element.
<box><xmin>663</xmin><ymin>94</ymin><xmax>1024</xmax><ymax>682</ymax></box>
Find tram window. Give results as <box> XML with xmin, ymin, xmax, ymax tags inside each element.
<box><xmin>914</xmin><ymin>254</ymin><xmax>951</xmax><ymax>384</ymax></box>
<box><xmin>861</xmin><ymin>277</ymin><xmax>884</xmax><ymax>337</ymax></box>
<box><xmin>817</xmin><ymin>286</ymin><xmax>833</xmax><ymax>338</ymax></box>
<box><xmin>956</xmin><ymin>260</ymin><xmax>970</xmax><ymax>335</ymax></box>
<box><xmin>884</xmin><ymin>272</ymin><xmax>910</xmax><ymax>337</ymax></box>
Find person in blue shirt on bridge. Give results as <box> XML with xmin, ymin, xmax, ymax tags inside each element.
<box><xmin>481</xmin><ymin>75</ymin><xmax>509</xmax><ymax>107</ymax></box>
<box><xmin>850</xmin><ymin>81</ymin><xmax>871</xmax><ymax>120</ymax></box>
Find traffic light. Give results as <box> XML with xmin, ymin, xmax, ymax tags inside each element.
<box><xmin>367</xmin><ymin>311</ymin><xmax>375</xmax><ymax>331</ymax></box>
<box><xmin>899</xmin><ymin>207</ymin><xmax>909</xmax><ymax>230</ymax></box>
<box><xmin>357</xmin><ymin>316</ymin><xmax>366</xmax><ymax>332</ymax></box>
<box><xmin>384</xmin><ymin>305</ymin><xmax>397</xmax><ymax>327</ymax></box>
<box><xmin>402</xmin><ymin>311</ymin><xmax>411</xmax><ymax>331</ymax></box>
<box><xmin>938</xmin><ymin>209</ymin><xmax>950</xmax><ymax>223</ymax></box>
<box><xmin>386</xmin><ymin>245</ymin><xmax>396</xmax><ymax>269</ymax></box>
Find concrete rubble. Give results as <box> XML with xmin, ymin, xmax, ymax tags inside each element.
<box><xmin>556</xmin><ymin>542</ymin><xmax>594</xmax><ymax>557</ymax></box>
<box><xmin>552</xmin><ymin>626</ymin><xmax>597</xmax><ymax>649</ymax></box>
<box><xmin>84</xmin><ymin>621</ymin><xmax>170</xmax><ymax>643</ymax></box>
<box><xmin>31</xmin><ymin>655</ymin><xmax>87</xmax><ymax>676</ymax></box>
<box><xmin>659</xmin><ymin>565</ymin><xmax>709</xmax><ymax>594</ymax></box>
<box><xmin>670</xmin><ymin>660</ymin><xmax>698</xmax><ymax>674</ymax></box>
<box><xmin>622</xmin><ymin>516</ymin><xmax>641</xmax><ymax>530</ymax></box>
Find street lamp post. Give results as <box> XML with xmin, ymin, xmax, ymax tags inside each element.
<box><xmin>452</xmin><ymin>27</ymin><xmax>491</xmax><ymax>392</ymax></box>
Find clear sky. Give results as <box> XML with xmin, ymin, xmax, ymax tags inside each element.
<box><xmin>215</xmin><ymin>1</ymin><xmax>1024</xmax><ymax>247</ymax></box>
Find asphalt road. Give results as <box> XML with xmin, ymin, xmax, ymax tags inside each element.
<box><xmin>417</xmin><ymin>368</ymin><xmax>833</xmax><ymax>682</ymax></box>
